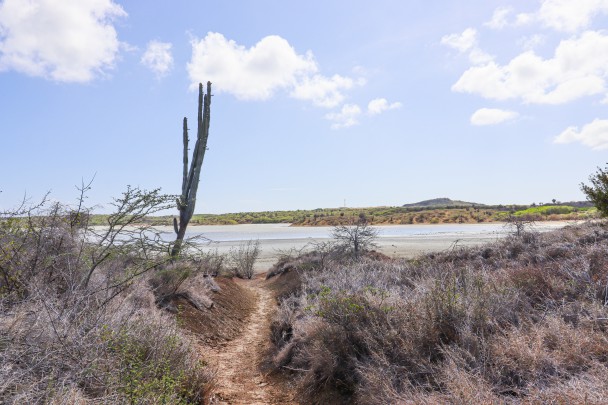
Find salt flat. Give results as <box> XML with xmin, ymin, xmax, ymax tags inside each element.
<box><xmin>171</xmin><ymin>221</ymin><xmax>576</xmax><ymax>272</ymax></box>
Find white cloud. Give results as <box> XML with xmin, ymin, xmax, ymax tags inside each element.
<box><xmin>441</xmin><ymin>28</ymin><xmax>477</xmax><ymax>52</ymax></box>
<box><xmin>441</xmin><ymin>28</ymin><xmax>493</xmax><ymax>65</ymax></box>
<box><xmin>519</xmin><ymin>34</ymin><xmax>546</xmax><ymax>51</ymax></box>
<box><xmin>0</xmin><ymin>0</ymin><xmax>126</xmax><ymax>82</ymax></box>
<box><xmin>291</xmin><ymin>74</ymin><xmax>355</xmax><ymax>108</ymax></box>
<box><xmin>367</xmin><ymin>98</ymin><xmax>402</xmax><ymax>115</ymax></box>
<box><xmin>187</xmin><ymin>32</ymin><xmax>360</xmax><ymax>111</ymax></box>
<box><xmin>322</xmin><ymin>98</ymin><xmax>400</xmax><ymax>130</ymax></box>
<box><xmin>485</xmin><ymin>7</ymin><xmax>513</xmax><ymax>29</ymax></box>
<box><xmin>141</xmin><ymin>41</ymin><xmax>173</xmax><ymax>78</ymax></box>
<box><xmin>452</xmin><ymin>31</ymin><xmax>608</xmax><ymax>104</ymax></box>
<box><xmin>187</xmin><ymin>33</ymin><xmax>316</xmax><ymax>100</ymax></box>
<box><xmin>517</xmin><ymin>0</ymin><xmax>608</xmax><ymax>33</ymax></box>
<box><xmin>515</xmin><ymin>13</ymin><xmax>534</xmax><ymax>26</ymax></box>
<box><xmin>325</xmin><ymin>104</ymin><xmax>362</xmax><ymax>129</ymax></box>
<box><xmin>470</xmin><ymin>108</ymin><xmax>518</xmax><ymax>126</ymax></box>
<box><xmin>538</xmin><ymin>0</ymin><xmax>608</xmax><ymax>32</ymax></box>
<box><xmin>468</xmin><ymin>48</ymin><xmax>493</xmax><ymax>65</ymax></box>
<box><xmin>554</xmin><ymin>119</ymin><xmax>608</xmax><ymax>149</ymax></box>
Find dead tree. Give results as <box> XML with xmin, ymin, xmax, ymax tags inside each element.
<box><xmin>504</xmin><ymin>213</ymin><xmax>536</xmax><ymax>238</ymax></box>
<box><xmin>332</xmin><ymin>220</ymin><xmax>378</xmax><ymax>258</ymax></box>
<box><xmin>172</xmin><ymin>81</ymin><xmax>212</xmax><ymax>258</ymax></box>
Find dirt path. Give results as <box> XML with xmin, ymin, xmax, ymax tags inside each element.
<box><xmin>207</xmin><ymin>277</ymin><xmax>296</xmax><ymax>405</ymax></box>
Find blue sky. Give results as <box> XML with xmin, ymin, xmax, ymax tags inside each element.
<box><xmin>1</xmin><ymin>0</ymin><xmax>607</xmax><ymax>214</ymax></box>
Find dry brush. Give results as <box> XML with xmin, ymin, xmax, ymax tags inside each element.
<box><xmin>267</xmin><ymin>221</ymin><xmax>608</xmax><ymax>404</ymax></box>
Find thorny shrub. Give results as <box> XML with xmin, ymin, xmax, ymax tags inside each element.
<box><xmin>228</xmin><ymin>239</ymin><xmax>260</xmax><ymax>279</ymax></box>
<box><xmin>0</xmin><ymin>190</ymin><xmax>217</xmax><ymax>403</ymax></box>
<box><xmin>267</xmin><ymin>221</ymin><xmax>608</xmax><ymax>404</ymax></box>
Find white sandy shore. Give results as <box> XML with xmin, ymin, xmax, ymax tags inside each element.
<box><xmin>95</xmin><ymin>222</ymin><xmax>577</xmax><ymax>272</ymax></box>
<box><xmin>182</xmin><ymin>221</ymin><xmax>576</xmax><ymax>272</ymax></box>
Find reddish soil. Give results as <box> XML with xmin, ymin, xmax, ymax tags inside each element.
<box><xmin>266</xmin><ymin>266</ymin><xmax>303</xmax><ymax>302</ymax></box>
<box><xmin>177</xmin><ymin>277</ymin><xmax>256</xmax><ymax>345</ymax></box>
<box><xmin>177</xmin><ymin>275</ymin><xmax>297</xmax><ymax>404</ymax></box>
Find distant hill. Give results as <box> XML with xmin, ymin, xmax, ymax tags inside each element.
<box><xmin>402</xmin><ymin>198</ymin><xmax>484</xmax><ymax>208</ymax></box>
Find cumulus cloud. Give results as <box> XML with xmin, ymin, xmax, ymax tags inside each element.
<box><xmin>187</xmin><ymin>32</ymin><xmax>362</xmax><ymax>111</ymax></box>
<box><xmin>441</xmin><ymin>28</ymin><xmax>477</xmax><ymax>52</ymax></box>
<box><xmin>441</xmin><ymin>28</ymin><xmax>493</xmax><ymax>65</ymax></box>
<box><xmin>141</xmin><ymin>41</ymin><xmax>173</xmax><ymax>78</ymax></box>
<box><xmin>447</xmin><ymin>2</ymin><xmax>608</xmax><ymax>139</ymax></box>
<box><xmin>187</xmin><ymin>33</ymin><xmax>316</xmax><ymax>99</ymax></box>
<box><xmin>554</xmin><ymin>119</ymin><xmax>608</xmax><ymax>149</ymax></box>
<box><xmin>291</xmin><ymin>74</ymin><xmax>355</xmax><ymax>108</ymax></box>
<box><xmin>470</xmin><ymin>108</ymin><xmax>518</xmax><ymax>126</ymax></box>
<box><xmin>452</xmin><ymin>31</ymin><xmax>608</xmax><ymax>104</ymax></box>
<box><xmin>484</xmin><ymin>7</ymin><xmax>513</xmax><ymax>29</ymax></box>
<box><xmin>516</xmin><ymin>0</ymin><xmax>608</xmax><ymax>33</ymax></box>
<box><xmin>515</xmin><ymin>13</ymin><xmax>535</xmax><ymax>26</ymax></box>
<box><xmin>321</xmin><ymin>98</ymin><xmax>400</xmax><ymax>129</ymax></box>
<box><xmin>325</xmin><ymin>104</ymin><xmax>362</xmax><ymax>129</ymax></box>
<box><xmin>529</xmin><ymin>0</ymin><xmax>608</xmax><ymax>33</ymax></box>
<box><xmin>0</xmin><ymin>0</ymin><xmax>126</xmax><ymax>82</ymax></box>
<box><xmin>367</xmin><ymin>98</ymin><xmax>402</xmax><ymax>115</ymax></box>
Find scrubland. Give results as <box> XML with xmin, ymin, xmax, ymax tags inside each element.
<box><xmin>3</xmin><ymin>190</ymin><xmax>607</xmax><ymax>404</ymax></box>
<box><xmin>266</xmin><ymin>221</ymin><xmax>608</xmax><ymax>404</ymax></box>
<box><xmin>0</xmin><ymin>198</ymin><xmax>226</xmax><ymax>404</ymax></box>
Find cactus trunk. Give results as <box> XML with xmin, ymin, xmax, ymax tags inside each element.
<box><xmin>171</xmin><ymin>82</ymin><xmax>212</xmax><ymax>258</ymax></box>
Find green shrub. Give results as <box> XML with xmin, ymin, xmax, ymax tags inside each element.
<box><xmin>514</xmin><ymin>205</ymin><xmax>575</xmax><ymax>216</ymax></box>
<box><xmin>581</xmin><ymin>164</ymin><xmax>608</xmax><ymax>217</ymax></box>
<box><xmin>103</xmin><ymin>324</ymin><xmax>206</xmax><ymax>404</ymax></box>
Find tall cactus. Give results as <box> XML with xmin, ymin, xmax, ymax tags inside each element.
<box><xmin>172</xmin><ymin>81</ymin><xmax>212</xmax><ymax>257</ymax></box>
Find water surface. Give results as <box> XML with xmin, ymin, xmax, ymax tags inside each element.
<box><xmin>154</xmin><ymin>222</ymin><xmax>568</xmax><ymax>242</ymax></box>
<box><xmin>150</xmin><ymin>222</ymin><xmax>573</xmax><ymax>271</ymax></box>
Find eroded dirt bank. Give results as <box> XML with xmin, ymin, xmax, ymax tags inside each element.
<box><xmin>185</xmin><ymin>276</ymin><xmax>296</xmax><ymax>404</ymax></box>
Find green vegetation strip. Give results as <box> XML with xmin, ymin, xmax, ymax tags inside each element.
<box><xmin>88</xmin><ymin>204</ymin><xmax>596</xmax><ymax>227</ymax></box>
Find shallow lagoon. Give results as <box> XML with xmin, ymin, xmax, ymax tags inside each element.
<box><xmin>152</xmin><ymin>221</ymin><xmax>574</xmax><ymax>272</ymax></box>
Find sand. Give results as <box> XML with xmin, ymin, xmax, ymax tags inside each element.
<box><xmin>191</xmin><ymin>221</ymin><xmax>575</xmax><ymax>272</ymax></box>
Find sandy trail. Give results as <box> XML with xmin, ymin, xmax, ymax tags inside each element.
<box><xmin>207</xmin><ymin>277</ymin><xmax>296</xmax><ymax>405</ymax></box>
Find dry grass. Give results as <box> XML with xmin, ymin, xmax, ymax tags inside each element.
<box><xmin>0</xmin><ymin>201</ymin><xmax>219</xmax><ymax>404</ymax></box>
<box><xmin>266</xmin><ymin>221</ymin><xmax>608</xmax><ymax>404</ymax></box>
